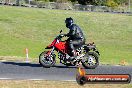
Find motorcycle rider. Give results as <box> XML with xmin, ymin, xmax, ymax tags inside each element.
<box><xmin>64</xmin><ymin>17</ymin><xmax>86</xmax><ymax>60</ymax></box>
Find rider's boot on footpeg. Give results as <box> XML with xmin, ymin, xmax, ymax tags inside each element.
<box><xmin>70</xmin><ymin>50</ymin><xmax>77</xmax><ymax>61</ymax></box>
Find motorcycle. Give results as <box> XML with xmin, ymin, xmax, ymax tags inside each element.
<box><xmin>39</xmin><ymin>30</ymin><xmax>100</xmax><ymax>69</ymax></box>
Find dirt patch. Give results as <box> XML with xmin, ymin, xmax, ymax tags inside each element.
<box><xmin>0</xmin><ymin>80</ymin><xmax>131</xmax><ymax>88</ymax></box>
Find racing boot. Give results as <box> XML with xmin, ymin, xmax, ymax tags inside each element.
<box><xmin>70</xmin><ymin>50</ymin><xmax>77</xmax><ymax>65</ymax></box>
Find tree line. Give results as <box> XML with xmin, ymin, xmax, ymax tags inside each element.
<box><xmin>35</xmin><ymin>0</ymin><xmax>129</xmax><ymax>6</ymax></box>
<box><xmin>3</xmin><ymin>0</ymin><xmax>131</xmax><ymax>8</ymax></box>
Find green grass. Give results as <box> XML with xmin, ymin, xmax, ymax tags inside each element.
<box><xmin>0</xmin><ymin>6</ymin><xmax>132</xmax><ymax>65</ymax></box>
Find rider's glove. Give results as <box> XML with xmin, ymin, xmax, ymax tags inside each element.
<box><xmin>60</xmin><ymin>34</ymin><xmax>65</xmax><ymax>37</ymax></box>
<box><xmin>64</xmin><ymin>34</ymin><xmax>68</xmax><ymax>37</ymax></box>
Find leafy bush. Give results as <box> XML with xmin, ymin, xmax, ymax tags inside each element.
<box><xmin>106</xmin><ymin>0</ymin><xmax>118</xmax><ymax>8</ymax></box>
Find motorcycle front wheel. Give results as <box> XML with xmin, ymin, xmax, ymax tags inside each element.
<box><xmin>82</xmin><ymin>52</ymin><xmax>99</xmax><ymax>69</ymax></box>
<box><xmin>39</xmin><ymin>51</ymin><xmax>56</xmax><ymax>68</ymax></box>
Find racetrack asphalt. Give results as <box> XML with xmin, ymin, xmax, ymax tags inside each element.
<box><xmin>0</xmin><ymin>61</ymin><xmax>132</xmax><ymax>81</ymax></box>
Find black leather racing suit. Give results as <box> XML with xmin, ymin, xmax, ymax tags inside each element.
<box><xmin>66</xmin><ymin>24</ymin><xmax>85</xmax><ymax>56</ymax></box>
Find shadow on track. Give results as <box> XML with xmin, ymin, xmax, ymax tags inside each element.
<box><xmin>53</xmin><ymin>65</ymin><xmax>77</xmax><ymax>68</ymax></box>
<box><xmin>2</xmin><ymin>62</ymin><xmax>42</xmax><ymax>67</ymax></box>
<box><xmin>2</xmin><ymin>62</ymin><xmax>77</xmax><ymax>68</ymax></box>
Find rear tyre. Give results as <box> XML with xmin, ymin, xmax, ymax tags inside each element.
<box><xmin>39</xmin><ymin>51</ymin><xmax>56</xmax><ymax>68</ymax></box>
<box><xmin>82</xmin><ymin>52</ymin><xmax>99</xmax><ymax>69</ymax></box>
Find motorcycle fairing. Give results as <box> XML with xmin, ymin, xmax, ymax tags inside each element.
<box><xmin>54</xmin><ymin>41</ymin><xmax>69</xmax><ymax>53</ymax></box>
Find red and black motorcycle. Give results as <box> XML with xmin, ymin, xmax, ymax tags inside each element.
<box><xmin>39</xmin><ymin>30</ymin><xmax>100</xmax><ymax>69</ymax></box>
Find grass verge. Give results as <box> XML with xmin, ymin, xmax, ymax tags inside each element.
<box><xmin>0</xmin><ymin>5</ymin><xmax>132</xmax><ymax>65</ymax></box>
<box><xmin>0</xmin><ymin>80</ymin><xmax>132</xmax><ymax>88</ymax></box>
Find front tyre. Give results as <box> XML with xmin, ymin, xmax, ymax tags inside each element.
<box><xmin>39</xmin><ymin>51</ymin><xmax>56</xmax><ymax>68</ymax></box>
<box><xmin>82</xmin><ymin>52</ymin><xmax>99</xmax><ymax>69</ymax></box>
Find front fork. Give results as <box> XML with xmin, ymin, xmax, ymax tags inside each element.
<box><xmin>49</xmin><ymin>47</ymin><xmax>55</xmax><ymax>56</ymax></box>
<box><xmin>47</xmin><ymin>47</ymin><xmax>55</xmax><ymax>61</ymax></box>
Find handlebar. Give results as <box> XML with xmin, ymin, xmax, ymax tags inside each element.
<box><xmin>56</xmin><ymin>34</ymin><xmax>65</xmax><ymax>39</ymax></box>
<box><xmin>56</xmin><ymin>30</ymin><xmax>67</xmax><ymax>39</ymax></box>
<box><xmin>59</xmin><ymin>34</ymin><xmax>65</xmax><ymax>37</ymax></box>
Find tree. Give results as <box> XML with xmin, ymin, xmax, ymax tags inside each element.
<box><xmin>55</xmin><ymin>0</ymin><xmax>69</xmax><ymax>3</ymax></box>
<box><xmin>16</xmin><ymin>0</ymin><xmax>20</xmax><ymax>5</ymax></box>
<box><xmin>95</xmin><ymin>0</ymin><xmax>107</xmax><ymax>5</ymax></box>
<box><xmin>34</xmin><ymin>0</ymin><xmax>130</xmax><ymax>7</ymax></box>
<box><xmin>76</xmin><ymin>0</ymin><xmax>107</xmax><ymax>5</ymax></box>
<box><xmin>36</xmin><ymin>0</ymin><xmax>49</xmax><ymax>2</ymax></box>
<box><xmin>106</xmin><ymin>0</ymin><xmax>118</xmax><ymax>8</ymax></box>
<box><xmin>77</xmin><ymin>0</ymin><xmax>93</xmax><ymax>5</ymax></box>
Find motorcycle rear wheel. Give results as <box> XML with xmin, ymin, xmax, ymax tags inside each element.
<box><xmin>82</xmin><ymin>52</ymin><xmax>99</xmax><ymax>69</ymax></box>
<box><xmin>39</xmin><ymin>51</ymin><xmax>56</xmax><ymax>68</ymax></box>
